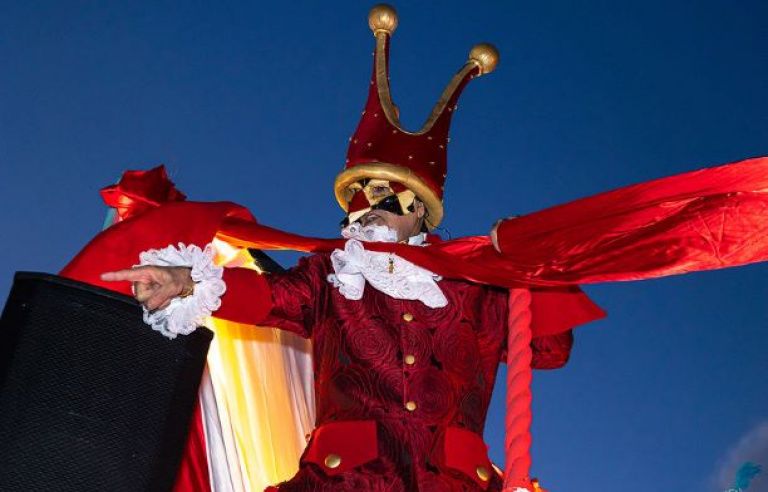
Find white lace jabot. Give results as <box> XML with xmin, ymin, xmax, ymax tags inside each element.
<box><xmin>327</xmin><ymin>224</ymin><xmax>447</xmax><ymax>308</ymax></box>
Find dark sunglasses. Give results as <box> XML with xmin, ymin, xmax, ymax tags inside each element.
<box><xmin>340</xmin><ymin>194</ymin><xmax>412</xmax><ymax>227</ymax></box>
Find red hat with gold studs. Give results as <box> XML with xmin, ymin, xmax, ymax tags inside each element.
<box><xmin>334</xmin><ymin>4</ymin><xmax>498</xmax><ymax>229</ymax></box>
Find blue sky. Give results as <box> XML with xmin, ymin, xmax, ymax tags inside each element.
<box><xmin>1</xmin><ymin>1</ymin><xmax>766</xmax><ymax>490</ymax></box>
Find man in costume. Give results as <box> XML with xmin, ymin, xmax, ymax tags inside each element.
<box><xmin>63</xmin><ymin>4</ymin><xmax>767</xmax><ymax>492</ymax></box>
<box><xmin>99</xmin><ymin>7</ymin><xmax>568</xmax><ymax>491</ymax></box>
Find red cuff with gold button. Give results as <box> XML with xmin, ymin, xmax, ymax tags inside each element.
<box><xmin>440</xmin><ymin>427</ymin><xmax>495</xmax><ymax>490</ymax></box>
<box><xmin>302</xmin><ymin>420</ymin><xmax>378</xmax><ymax>476</ymax></box>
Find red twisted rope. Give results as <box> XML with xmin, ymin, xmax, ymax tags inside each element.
<box><xmin>502</xmin><ymin>288</ymin><xmax>534</xmax><ymax>492</ymax></box>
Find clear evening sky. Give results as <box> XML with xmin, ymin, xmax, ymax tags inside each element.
<box><xmin>1</xmin><ymin>2</ymin><xmax>766</xmax><ymax>491</ymax></box>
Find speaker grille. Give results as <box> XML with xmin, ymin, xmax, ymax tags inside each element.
<box><xmin>0</xmin><ymin>273</ymin><xmax>213</xmax><ymax>492</ymax></box>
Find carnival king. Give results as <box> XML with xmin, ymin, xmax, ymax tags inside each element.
<box><xmin>57</xmin><ymin>3</ymin><xmax>768</xmax><ymax>492</ymax></box>
<box><xmin>102</xmin><ymin>6</ymin><xmax>536</xmax><ymax>490</ymax></box>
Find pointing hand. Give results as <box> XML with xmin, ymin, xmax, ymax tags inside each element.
<box><xmin>101</xmin><ymin>266</ymin><xmax>194</xmax><ymax>311</ymax></box>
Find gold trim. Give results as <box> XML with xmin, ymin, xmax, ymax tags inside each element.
<box><xmin>375</xmin><ymin>33</ymin><xmax>478</xmax><ymax>136</ymax></box>
<box><xmin>375</xmin><ymin>33</ymin><xmax>401</xmax><ymax>130</ymax></box>
<box><xmin>490</xmin><ymin>218</ymin><xmax>503</xmax><ymax>252</ymax></box>
<box><xmin>334</xmin><ymin>162</ymin><xmax>444</xmax><ymax>228</ymax></box>
<box><xmin>420</xmin><ymin>63</ymin><xmax>476</xmax><ymax>133</ymax></box>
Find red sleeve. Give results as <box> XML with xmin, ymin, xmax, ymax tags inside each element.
<box><xmin>498</xmin><ymin>289</ymin><xmax>575</xmax><ymax>370</ymax></box>
<box><xmin>530</xmin><ymin>331</ymin><xmax>573</xmax><ymax>370</ymax></box>
<box><xmin>216</xmin><ymin>255</ymin><xmax>328</xmax><ymax>339</ymax></box>
<box><xmin>499</xmin><ymin>323</ymin><xmax>575</xmax><ymax>370</ymax></box>
<box><xmin>259</xmin><ymin>255</ymin><xmax>330</xmax><ymax>339</ymax></box>
<box><xmin>216</xmin><ymin>268</ymin><xmax>273</xmax><ymax>325</ymax></box>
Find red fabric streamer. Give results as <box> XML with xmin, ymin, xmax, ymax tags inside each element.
<box><xmin>493</xmin><ymin>156</ymin><xmax>768</xmax><ymax>284</ymax></box>
<box><xmin>62</xmin><ymin>203</ymin><xmax>606</xmax><ymax>338</ymax></box>
<box><xmin>63</xmin><ymin>157</ymin><xmax>768</xmax><ymax>335</ymax></box>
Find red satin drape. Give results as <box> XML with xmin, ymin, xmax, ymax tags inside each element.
<box><xmin>172</xmin><ymin>399</ymin><xmax>211</xmax><ymax>492</ymax></box>
<box><xmin>493</xmin><ymin>156</ymin><xmax>768</xmax><ymax>284</ymax></box>
<box><xmin>63</xmin><ymin>157</ymin><xmax>768</xmax><ymax>337</ymax></box>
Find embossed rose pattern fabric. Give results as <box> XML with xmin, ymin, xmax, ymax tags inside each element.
<box><xmin>262</xmin><ymin>254</ymin><xmax>572</xmax><ymax>491</ymax></box>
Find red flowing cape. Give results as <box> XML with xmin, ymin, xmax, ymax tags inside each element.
<box><xmin>60</xmin><ymin>201</ymin><xmax>602</xmax><ymax>338</ymax></box>
<box><xmin>62</xmin><ymin>156</ymin><xmax>768</xmax><ymax>337</ymax></box>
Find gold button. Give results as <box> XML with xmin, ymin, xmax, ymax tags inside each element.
<box><xmin>476</xmin><ymin>465</ymin><xmax>490</xmax><ymax>482</ymax></box>
<box><xmin>402</xmin><ymin>313</ymin><xmax>414</xmax><ymax>322</ymax></box>
<box><xmin>404</xmin><ymin>354</ymin><xmax>416</xmax><ymax>365</ymax></box>
<box><xmin>405</xmin><ymin>401</ymin><xmax>417</xmax><ymax>411</ymax></box>
<box><xmin>324</xmin><ymin>453</ymin><xmax>341</xmax><ymax>469</ymax></box>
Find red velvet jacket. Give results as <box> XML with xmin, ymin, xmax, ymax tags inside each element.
<box><xmin>218</xmin><ymin>253</ymin><xmax>572</xmax><ymax>492</ymax></box>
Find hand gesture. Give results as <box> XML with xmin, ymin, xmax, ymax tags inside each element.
<box><xmin>101</xmin><ymin>266</ymin><xmax>194</xmax><ymax>311</ymax></box>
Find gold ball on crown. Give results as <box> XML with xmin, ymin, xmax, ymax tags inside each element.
<box><xmin>369</xmin><ymin>4</ymin><xmax>398</xmax><ymax>35</ymax></box>
<box><xmin>469</xmin><ymin>43</ymin><xmax>499</xmax><ymax>75</ymax></box>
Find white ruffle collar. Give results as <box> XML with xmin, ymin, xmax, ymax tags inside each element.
<box><xmin>328</xmin><ymin>225</ymin><xmax>446</xmax><ymax>308</ymax></box>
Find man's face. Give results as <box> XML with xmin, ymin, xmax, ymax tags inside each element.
<box><xmin>358</xmin><ymin>202</ymin><xmax>425</xmax><ymax>242</ymax></box>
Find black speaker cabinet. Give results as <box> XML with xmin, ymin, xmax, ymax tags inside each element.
<box><xmin>0</xmin><ymin>273</ymin><xmax>213</xmax><ymax>491</ymax></box>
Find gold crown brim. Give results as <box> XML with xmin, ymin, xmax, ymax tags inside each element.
<box><xmin>334</xmin><ymin>162</ymin><xmax>444</xmax><ymax>230</ymax></box>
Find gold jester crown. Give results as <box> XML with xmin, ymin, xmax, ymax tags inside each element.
<box><xmin>335</xmin><ymin>4</ymin><xmax>499</xmax><ymax>229</ymax></box>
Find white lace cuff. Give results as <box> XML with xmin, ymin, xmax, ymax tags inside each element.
<box><xmin>138</xmin><ymin>242</ymin><xmax>225</xmax><ymax>339</ymax></box>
